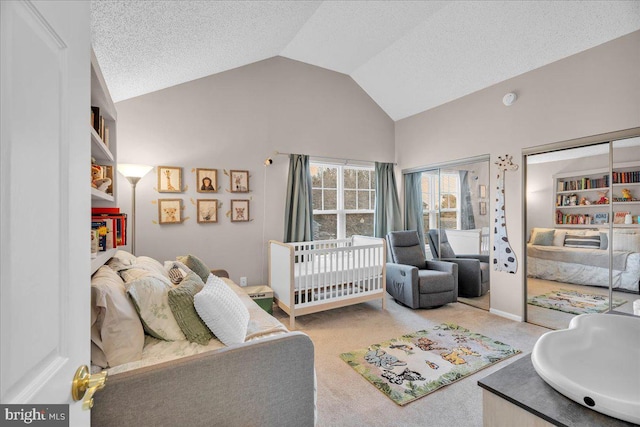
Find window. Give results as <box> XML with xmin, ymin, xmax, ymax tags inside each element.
<box><xmin>311</xmin><ymin>163</ymin><xmax>375</xmax><ymax>240</ymax></box>
<box><xmin>421</xmin><ymin>172</ymin><xmax>460</xmax><ymax>234</ymax></box>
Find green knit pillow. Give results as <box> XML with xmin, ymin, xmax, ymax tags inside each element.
<box><xmin>176</xmin><ymin>254</ymin><xmax>210</xmax><ymax>283</ymax></box>
<box><xmin>167</xmin><ymin>272</ymin><xmax>213</xmax><ymax>345</ymax></box>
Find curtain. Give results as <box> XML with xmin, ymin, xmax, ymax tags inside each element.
<box><xmin>284</xmin><ymin>154</ymin><xmax>314</xmax><ymax>243</ymax></box>
<box><xmin>404</xmin><ymin>172</ymin><xmax>426</xmax><ymax>252</ymax></box>
<box><xmin>459</xmin><ymin>170</ymin><xmax>476</xmax><ymax>230</ymax></box>
<box><xmin>374</xmin><ymin>162</ymin><xmax>401</xmax><ymax>238</ymax></box>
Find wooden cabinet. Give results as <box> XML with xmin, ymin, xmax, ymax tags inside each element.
<box><xmin>91</xmin><ymin>48</ymin><xmax>118</xmax><ymax>273</ymax></box>
<box><xmin>553</xmin><ymin>161</ymin><xmax>640</xmax><ymax>229</ymax></box>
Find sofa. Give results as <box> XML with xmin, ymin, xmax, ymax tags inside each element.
<box><xmin>90</xmin><ymin>251</ymin><xmax>316</xmax><ymax>427</ymax></box>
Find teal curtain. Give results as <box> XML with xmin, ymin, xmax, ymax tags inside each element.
<box><xmin>284</xmin><ymin>154</ymin><xmax>314</xmax><ymax>243</ymax></box>
<box><xmin>459</xmin><ymin>170</ymin><xmax>476</xmax><ymax>230</ymax></box>
<box><xmin>374</xmin><ymin>162</ymin><xmax>401</xmax><ymax>238</ymax></box>
<box><xmin>404</xmin><ymin>171</ymin><xmax>425</xmax><ymax>253</ymax></box>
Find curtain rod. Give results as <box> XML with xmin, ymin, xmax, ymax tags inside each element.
<box><xmin>274</xmin><ymin>151</ymin><xmax>396</xmax><ymax>166</ymax></box>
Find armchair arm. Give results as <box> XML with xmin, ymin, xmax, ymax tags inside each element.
<box><xmin>457</xmin><ymin>254</ymin><xmax>490</xmax><ymax>263</ymax></box>
<box><xmin>385</xmin><ymin>263</ymin><xmax>420</xmax><ymax>309</ymax></box>
<box><xmin>427</xmin><ymin>260</ymin><xmax>458</xmax><ymax>299</ymax></box>
<box><xmin>440</xmin><ymin>258</ymin><xmax>482</xmax><ymax>297</ymax></box>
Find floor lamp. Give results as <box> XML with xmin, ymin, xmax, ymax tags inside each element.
<box><xmin>117</xmin><ymin>164</ymin><xmax>153</xmax><ymax>255</ymax></box>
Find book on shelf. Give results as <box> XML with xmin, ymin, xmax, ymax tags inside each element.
<box><xmin>557</xmin><ymin>175</ymin><xmax>609</xmax><ymax>192</ymax></box>
<box><xmin>613</xmin><ymin>211</ymin><xmax>630</xmax><ymax>224</ymax></box>
<box><xmin>91</xmin><ymin>105</ymin><xmax>110</xmax><ymax>147</ymax></box>
<box><xmin>92</xmin><ymin>208</ymin><xmax>127</xmax><ymax>246</ymax></box>
<box><xmin>593</xmin><ymin>212</ymin><xmax>608</xmax><ymax>224</ymax></box>
<box><xmin>91</xmin><ymin>220</ymin><xmax>107</xmax><ymax>252</ymax></box>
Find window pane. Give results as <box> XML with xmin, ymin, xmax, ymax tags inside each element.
<box><xmin>312</xmin><ymin>189</ymin><xmax>322</xmax><ymax>210</ymax></box>
<box><xmin>344</xmin><ymin>168</ymin><xmax>357</xmax><ymax>189</ymax></box>
<box><xmin>314</xmin><ymin>214</ymin><xmax>337</xmax><ymax>240</ymax></box>
<box><xmin>357</xmin><ymin>191</ymin><xmax>369</xmax><ymax>210</ymax></box>
<box><xmin>323</xmin><ymin>167</ymin><xmax>337</xmax><ymax>188</ymax></box>
<box><xmin>324</xmin><ymin>189</ymin><xmax>337</xmax><ymax>210</ymax></box>
<box><xmin>345</xmin><ymin>213</ymin><xmax>373</xmax><ymax>237</ymax></box>
<box><xmin>441</xmin><ymin>194</ymin><xmax>457</xmax><ymax>209</ymax></box>
<box><xmin>441</xmin><ymin>211</ymin><xmax>457</xmax><ymax>229</ymax></box>
<box><xmin>357</xmin><ymin>170</ymin><xmax>371</xmax><ymax>189</ymax></box>
<box><xmin>311</xmin><ymin>165</ymin><xmax>323</xmax><ymax>187</ymax></box>
<box><xmin>344</xmin><ymin>190</ymin><xmax>356</xmax><ymax>209</ymax></box>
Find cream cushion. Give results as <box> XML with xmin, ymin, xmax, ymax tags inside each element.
<box><xmin>194</xmin><ymin>275</ymin><xmax>249</xmax><ymax>346</ymax></box>
<box><xmin>91</xmin><ymin>266</ymin><xmax>144</xmax><ymax>368</ymax></box>
<box><xmin>126</xmin><ymin>272</ymin><xmax>186</xmax><ymax>341</ymax></box>
<box><xmin>612</xmin><ymin>231</ymin><xmax>640</xmax><ymax>252</ymax></box>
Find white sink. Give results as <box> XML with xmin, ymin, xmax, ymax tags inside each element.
<box><xmin>532</xmin><ymin>313</ymin><xmax>640</xmax><ymax>424</ymax></box>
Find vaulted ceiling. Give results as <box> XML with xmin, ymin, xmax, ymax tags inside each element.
<box><xmin>91</xmin><ymin>1</ymin><xmax>640</xmax><ymax>121</ymax></box>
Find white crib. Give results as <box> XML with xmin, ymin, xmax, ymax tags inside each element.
<box><xmin>268</xmin><ymin>235</ymin><xmax>386</xmax><ymax>329</ymax></box>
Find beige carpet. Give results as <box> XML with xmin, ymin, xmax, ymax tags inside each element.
<box><xmin>526</xmin><ymin>278</ymin><xmax>638</xmax><ymax>330</ymax></box>
<box><xmin>272</xmin><ymin>294</ymin><xmax>548</xmax><ymax>427</ymax></box>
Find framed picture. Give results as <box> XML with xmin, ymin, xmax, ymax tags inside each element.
<box><xmin>479</xmin><ymin>184</ymin><xmax>487</xmax><ymax>199</ymax></box>
<box><xmin>593</xmin><ymin>212</ymin><xmax>609</xmax><ymax>224</ymax></box>
<box><xmin>196</xmin><ymin>168</ymin><xmax>218</xmax><ymax>193</ymax></box>
<box><xmin>230</xmin><ymin>170</ymin><xmax>249</xmax><ymax>193</ymax></box>
<box><xmin>157</xmin><ymin>166</ymin><xmax>182</xmax><ymax>193</ymax></box>
<box><xmin>158</xmin><ymin>199</ymin><xmax>182</xmax><ymax>224</ymax></box>
<box><xmin>230</xmin><ymin>199</ymin><xmax>250</xmax><ymax>222</ymax></box>
<box><xmin>479</xmin><ymin>201</ymin><xmax>487</xmax><ymax>216</ymax></box>
<box><xmin>197</xmin><ymin>199</ymin><xmax>218</xmax><ymax>223</ymax></box>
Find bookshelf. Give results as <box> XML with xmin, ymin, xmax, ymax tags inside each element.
<box><xmin>554</xmin><ymin>162</ymin><xmax>640</xmax><ymax>228</ymax></box>
<box><xmin>90</xmin><ymin>48</ymin><xmax>119</xmax><ymax>273</ymax></box>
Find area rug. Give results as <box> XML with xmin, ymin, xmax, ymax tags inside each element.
<box><xmin>339</xmin><ymin>323</ymin><xmax>521</xmax><ymax>406</ymax></box>
<box><xmin>527</xmin><ymin>289</ymin><xmax>626</xmax><ymax>315</ymax></box>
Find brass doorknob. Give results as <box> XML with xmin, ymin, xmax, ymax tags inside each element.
<box><xmin>71</xmin><ymin>365</ymin><xmax>107</xmax><ymax>410</ymax></box>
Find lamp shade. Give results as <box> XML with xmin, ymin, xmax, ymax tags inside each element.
<box><xmin>117</xmin><ymin>163</ymin><xmax>153</xmax><ymax>178</ymax></box>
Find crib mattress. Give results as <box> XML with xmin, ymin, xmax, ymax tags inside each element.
<box><xmin>292</xmin><ymin>253</ymin><xmax>383</xmax><ymax>290</ymax></box>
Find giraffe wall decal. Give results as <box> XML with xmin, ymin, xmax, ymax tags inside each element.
<box><xmin>494</xmin><ymin>154</ymin><xmax>519</xmax><ymax>274</ymax></box>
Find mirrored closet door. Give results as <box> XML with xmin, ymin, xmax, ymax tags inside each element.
<box><xmin>403</xmin><ymin>156</ymin><xmax>491</xmax><ymax>311</ymax></box>
<box><xmin>525</xmin><ymin>133</ymin><xmax>640</xmax><ymax>330</ymax></box>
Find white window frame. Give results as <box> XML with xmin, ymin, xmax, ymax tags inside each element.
<box><xmin>422</xmin><ymin>172</ymin><xmax>461</xmax><ymax>230</ymax></box>
<box><xmin>312</xmin><ymin>161</ymin><xmax>375</xmax><ymax>239</ymax></box>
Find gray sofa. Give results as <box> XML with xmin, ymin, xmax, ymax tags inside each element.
<box><xmin>91</xmin><ymin>265</ymin><xmax>316</xmax><ymax>427</ymax></box>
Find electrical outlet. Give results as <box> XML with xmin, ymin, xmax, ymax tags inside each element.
<box><xmin>240</xmin><ymin>276</ymin><xmax>247</xmax><ymax>286</ymax></box>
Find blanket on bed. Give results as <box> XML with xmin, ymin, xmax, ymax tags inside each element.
<box><xmin>527</xmin><ymin>244</ymin><xmax>631</xmax><ymax>270</ymax></box>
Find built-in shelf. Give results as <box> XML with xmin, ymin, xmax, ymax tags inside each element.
<box><xmin>91</xmin><ymin>187</ymin><xmax>114</xmax><ymax>202</ymax></box>
<box><xmin>554</xmin><ymin>204</ymin><xmax>608</xmax><ymax>209</ymax></box>
<box><xmin>91</xmin><ymin>248</ymin><xmax>116</xmax><ymax>274</ymax></box>
<box><xmin>556</xmin><ymin>187</ymin><xmax>608</xmax><ymax>195</ymax></box>
<box><xmin>91</xmin><ymin>127</ymin><xmax>114</xmax><ymax>162</ymax></box>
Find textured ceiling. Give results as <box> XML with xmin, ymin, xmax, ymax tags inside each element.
<box><xmin>91</xmin><ymin>1</ymin><xmax>640</xmax><ymax>121</ymax></box>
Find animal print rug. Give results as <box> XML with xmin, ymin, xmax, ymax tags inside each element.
<box><xmin>339</xmin><ymin>324</ymin><xmax>520</xmax><ymax>406</ymax></box>
<box><xmin>527</xmin><ymin>289</ymin><xmax>626</xmax><ymax>315</ymax></box>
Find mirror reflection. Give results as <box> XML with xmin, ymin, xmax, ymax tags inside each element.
<box><xmin>525</xmin><ymin>137</ymin><xmax>640</xmax><ymax>330</ymax></box>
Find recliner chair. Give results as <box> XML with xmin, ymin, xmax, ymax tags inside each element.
<box><xmin>427</xmin><ymin>229</ymin><xmax>489</xmax><ymax>298</ymax></box>
<box><xmin>385</xmin><ymin>231</ymin><xmax>458</xmax><ymax>309</ymax></box>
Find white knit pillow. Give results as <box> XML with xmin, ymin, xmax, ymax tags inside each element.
<box><xmin>194</xmin><ymin>275</ymin><xmax>249</xmax><ymax>346</ymax></box>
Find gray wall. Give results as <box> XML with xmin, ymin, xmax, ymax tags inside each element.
<box><xmin>395</xmin><ymin>30</ymin><xmax>640</xmax><ymax>320</ymax></box>
<box><xmin>115</xmin><ymin>57</ymin><xmax>394</xmax><ymax>285</ymax></box>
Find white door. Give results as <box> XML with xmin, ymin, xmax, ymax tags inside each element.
<box><xmin>1</xmin><ymin>1</ymin><xmax>91</xmax><ymax>425</ymax></box>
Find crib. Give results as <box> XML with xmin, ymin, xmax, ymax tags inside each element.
<box><xmin>268</xmin><ymin>235</ymin><xmax>386</xmax><ymax>329</ymax></box>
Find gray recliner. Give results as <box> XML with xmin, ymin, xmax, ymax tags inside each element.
<box><xmin>427</xmin><ymin>229</ymin><xmax>489</xmax><ymax>298</ymax></box>
<box><xmin>385</xmin><ymin>231</ymin><xmax>458</xmax><ymax>309</ymax></box>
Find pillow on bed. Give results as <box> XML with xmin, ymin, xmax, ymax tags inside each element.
<box><xmin>177</xmin><ymin>254</ymin><xmax>211</xmax><ymax>283</ymax></box>
<box><xmin>531</xmin><ymin>230</ymin><xmax>555</xmax><ymax>246</ymax></box>
<box><xmin>552</xmin><ymin>230</ymin><xmax>567</xmax><ymax>246</ymax></box>
<box><xmin>612</xmin><ymin>231</ymin><xmax>640</xmax><ymax>252</ymax></box>
<box><xmin>164</xmin><ymin>260</ymin><xmax>193</xmax><ymax>285</ymax></box>
<box><xmin>91</xmin><ymin>266</ymin><xmax>144</xmax><ymax>368</ymax></box>
<box><xmin>168</xmin><ymin>272</ymin><xmax>213</xmax><ymax>345</ymax></box>
<box><xmin>194</xmin><ymin>275</ymin><xmax>249</xmax><ymax>346</ymax></box>
<box><xmin>529</xmin><ymin>227</ymin><xmax>553</xmax><ymax>243</ymax></box>
<box><xmin>564</xmin><ymin>234</ymin><xmax>600</xmax><ymax>249</ymax></box>
<box><xmin>126</xmin><ymin>272</ymin><xmax>186</xmax><ymax>341</ymax></box>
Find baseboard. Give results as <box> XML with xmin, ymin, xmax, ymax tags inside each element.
<box><xmin>490</xmin><ymin>308</ymin><xmax>523</xmax><ymax>322</ymax></box>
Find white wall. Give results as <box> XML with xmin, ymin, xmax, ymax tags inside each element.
<box><xmin>115</xmin><ymin>57</ymin><xmax>394</xmax><ymax>285</ymax></box>
<box><xmin>395</xmin><ymin>31</ymin><xmax>640</xmax><ymax>320</ymax></box>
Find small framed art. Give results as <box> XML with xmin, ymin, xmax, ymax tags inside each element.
<box><xmin>230</xmin><ymin>170</ymin><xmax>249</xmax><ymax>193</ymax></box>
<box><xmin>479</xmin><ymin>201</ymin><xmax>487</xmax><ymax>216</ymax></box>
<box><xmin>230</xmin><ymin>199</ymin><xmax>250</xmax><ymax>222</ymax></box>
<box><xmin>197</xmin><ymin>199</ymin><xmax>218</xmax><ymax>223</ymax></box>
<box><xmin>479</xmin><ymin>184</ymin><xmax>487</xmax><ymax>199</ymax></box>
<box><xmin>196</xmin><ymin>168</ymin><xmax>218</xmax><ymax>193</ymax></box>
<box><xmin>157</xmin><ymin>166</ymin><xmax>182</xmax><ymax>193</ymax></box>
<box><xmin>158</xmin><ymin>199</ymin><xmax>182</xmax><ymax>224</ymax></box>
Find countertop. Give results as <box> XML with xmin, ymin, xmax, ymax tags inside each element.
<box><xmin>478</xmin><ymin>354</ymin><xmax>636</xmax><ymax>427</ymax></box>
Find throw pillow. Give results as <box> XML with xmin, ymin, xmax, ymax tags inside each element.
<box><xmin>529</xmin><ymin>227</ymin><xmax>554</xmax><ymax>243</ymax></box>
<box><xmin>532</xmin><ymin>230</ymin><xmax>555</xmax><ymax>246</ymax></box>
<box><xmin>612</xmin><ymin>231</ymin><xmax>640</xmax><ymax>252</ymax></box>
<box><xmin>168</xmin><ymin>272</ymin><xmax>213</xmax><ymax>345</ymax></box>
<box><xmin>564</xmin><ymin>234</ymin><xmax>600</xmax><ymax>249</ymax></box>
<box><xmin>126</xmin><ymin>272</ymin><xmax>186</xmax><ymax>341</ymax></box>
<box><xmin>553</xmin><ymin>230</ymin><xmax>567</xmax><ymax>247</ymax></box>
<box><xmin>194</xmin><ymin>275</ymin><xmax>249</xmax><ymax>346</ymax></box>
<box><xmin>177</xmin><ymin>254</ymin><xmax>211</xmax><ymax>283</ymax></box>
<box><xmin>91</xmin><ymin>266</ymin><xmax>144</xmax><ymax>368</ymax></box>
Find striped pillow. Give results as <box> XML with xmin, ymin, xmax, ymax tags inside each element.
<box><xmin>564</xmin><ymin>234</ymin><xmax>600</xmax><ymax>249</ymax></box>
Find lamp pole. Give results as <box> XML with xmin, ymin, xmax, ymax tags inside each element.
<box><xmin>125</xmin><ymin>176</ymin><xmax>141</xmax><ymax>255</ymax></box>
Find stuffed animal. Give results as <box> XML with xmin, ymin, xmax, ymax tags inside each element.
<box><xmin>579</xmin><ymin>197</ymin><xmax>590</xmax><ymax>205</ymax></box>
<box><xmin>91</xmin><ymin>164</ymin><xmax>111</xmax><ymax>192</ymax></box>
<box><xmin>622</xmin><ymin>188</ymin><xmax>632</xmax><ymax>200</ymax></box>
<box><xmin>595</xmin><ymin>190</ymin><xmax>609</xmax><ymax>205</ymax></box>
